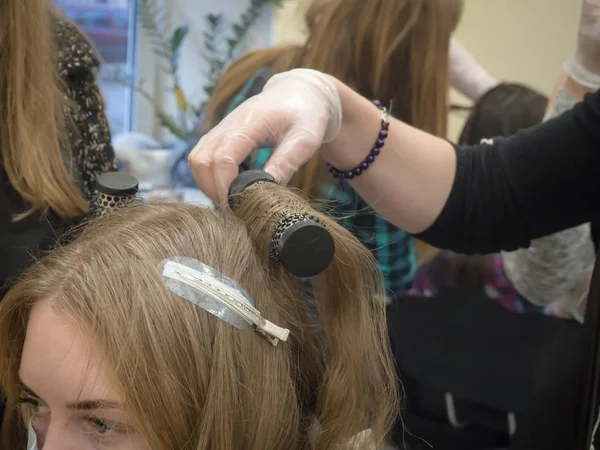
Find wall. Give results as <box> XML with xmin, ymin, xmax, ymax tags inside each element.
<box><xmin>447</xmin><ymin>0</ymin><xmax>580</xmax><ymax>140</ymax></box>
<box><xmin>271</xmin><ymin>0</ymin><xmax>581</xmax><ymax>140</ymax></box>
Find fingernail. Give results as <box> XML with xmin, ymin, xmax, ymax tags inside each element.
<box><xmin>264</xmin><ymin>168</ymin><xmax>287</xmax><ymax>185</ymax></box>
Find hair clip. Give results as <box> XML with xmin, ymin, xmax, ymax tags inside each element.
<box><xmin>228</xmin><ymin>170</ymin><xmax>335</xmax><ymax>278</ymax></box>
<box><xmin>92</xmin><ymin>172</ymin><xmax>139</xmax><ymax>216</ymax></box>
<box><xmin>160</xmin><ymin>256</ymin><xmax>290</xmax><ymax>346</ymax></box>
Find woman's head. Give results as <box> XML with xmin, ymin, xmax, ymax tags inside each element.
<box><xmin>205</xmin><ymin>0</ymin><xmax>463</xmax><ymax>198</ymax></box>
<box><xmin>0</xmin><ymin>1</ymin><xmax>88</xmax><ymax>219</ymax></box>
<box><xmin>458</xmin><ymin>83</ymin><xmax>549</xmax><ymax>146</ymax></box>
<box><xmin>0</xmin><ymin>185</ymin><xmax>399</xmax><ymax>449</ymax></box>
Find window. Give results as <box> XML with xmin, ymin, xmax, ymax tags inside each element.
<box><xmin>53</xmin><ymin>0</ymin><xmax>138</xmax><ymax>137</ymax></box>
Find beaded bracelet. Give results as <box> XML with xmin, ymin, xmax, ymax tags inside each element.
<box><xmin>326</xmin><ymin>100</ymin><xmax>389</xmax><ymax>179</ymax></box>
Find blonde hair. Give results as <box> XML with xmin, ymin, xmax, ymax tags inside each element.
<box><xmin>0</xmin><ymin>184</ymin><xmax>399</xmax><ymax>449</ymax></box>
<box><xmin>204</xmin><ymin>0</ymin><xmax>463</xmax><ymax>201</ymax></box>
<box><xmin>0</xmin><ymin>1</ymin><xmax>88</xmax><ymax>219</ymax></box>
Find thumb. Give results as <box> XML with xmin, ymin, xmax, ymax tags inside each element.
<box><xmin>263</xmin><ymin>133</ymin><xmax>323</xmax><ymax>185</ymax></box>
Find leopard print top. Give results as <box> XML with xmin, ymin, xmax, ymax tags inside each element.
<box><xmin>54</xmin><ymin>17</ymin><xmax>117</xmax><ymax>198</ymax></box>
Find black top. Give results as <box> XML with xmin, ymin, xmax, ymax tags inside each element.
<box><xmin>0</xmin><ymin>19</ymin><xmax>116</xmax><ymax>297</ymax></box>
<box><xmin>416</xmin><ymin>88</ymin><xmax>600</xmax><ymax>449</ymax></box>
<box><xmin>417</xmin><ymin>88</ymin><xmax>600</xmax><ymax>253</ymax></box>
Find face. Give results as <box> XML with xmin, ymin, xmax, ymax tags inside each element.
<box><xmin>19</xmin><ymin>298</ymin><xmax>151</xmax><ymax>449</ymax></box>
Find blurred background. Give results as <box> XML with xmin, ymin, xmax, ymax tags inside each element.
<box><xmin>52</xmin><ymin>0</ymin><xmax>579</xmax><ymax>142</ymax></box>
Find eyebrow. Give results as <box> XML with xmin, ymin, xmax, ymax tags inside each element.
<box><xmin>19</xmin><ymin>380</ymin><xmax>123</xmax><ymax>411</ymax></box>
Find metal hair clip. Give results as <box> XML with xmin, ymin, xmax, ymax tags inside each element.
<box><xmin>160</xmin><ymin>256</ymin><xmax>290</xmax><ymax>346</ymax></box>
<box><xmin>228</xmin><ymin>170</ymin><xmax>335</xmax><ymax>278</ymax></box>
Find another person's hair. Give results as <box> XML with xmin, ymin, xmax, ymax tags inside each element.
<box><xmin>0</xmin><ymin>184</ymin><xmax>399</xmax><ymax>448</ymax></box>
<box><xmin>458</xmin><ymin>82</ymin><xmax>549</xmax><ymax>146</ymax></box>
<box><xmin>204</xmin><ymin>0</ymin><xmax>463</xmax><ymax>201</ymax></box>
<box><xmin>0</xmin><ymin>1</ymin><xmax>88</xmax><ymax>219</ymax></box>
<box><xmin>430</xmin><ymin>83</ymin><xmax>548</xmax><ymax>289</ymax></box>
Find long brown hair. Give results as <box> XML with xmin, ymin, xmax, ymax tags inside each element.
<box><xmin>0</xmin><ymin>1</ymin><xmax>87</xmax><ymax>219</ymax></box>
<box><xmin>0</xmin><ymin>186</ymin><xmax>399</xmax><ymax>448</ymax></box>
<box><xmin>204</xmin><ymin>0</ymin><xmax>463</xmax><ymax>201</ymax></box>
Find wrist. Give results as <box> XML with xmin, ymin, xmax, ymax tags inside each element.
<box><xmin>321</xmin><ymin>77</ymin><xmax>383</xmax><ymax>170</ymax></box>
<box><xmin>564</xmin><ymin>58</ymin><xmax>600</xmax><ymax>90</ymax></box>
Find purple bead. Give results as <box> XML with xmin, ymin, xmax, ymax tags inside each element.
<box><xmin>328</xmin><ymin>165</ymin><xmax>336</xmax><ymax>173</ymax></box>
<box><xmin>366</xmin><ymin>155</ymin><xmax>375</xmax><ymax>163</ymax></box>
<box><xmin>375</xmin><ymin>139</ymin><xmax>385</xmax><ymax>148</ymax></box>
<box><xmin>332</xmin><ymin>171</ymin><xmax>340</xmax><ymax>178</ymax></box>
<box><xmin>360</xmin><ymin>161</ymin><xmax>369</xmax><ymax>170</ymax></box>
<box><xmin>371</xmin><ymin>147</ymin><xmax>380</xmax><ymax>156</ymax></box>
<box><xmin>326</xmin><ymin>162</ymin><xmax>332</xmax><ymax>167</ymax></box>
<box><xmin>353</xmin><ymin>167</ymin><xmax>362</xmax><ymax>176</ymax></box>
<box><xmin>344</xmin><ymin>171</ymin><xmax>354</xmax><ymax>179</ymax></box>
<box><xmin>373</xmin><ymin>100</ymin><xmax>382</xmax><ymax>108</ymax></box>
<box><xmin>379</xmin><ymin>130</ymin><xmax>388</xmax><ymax>140</ymax></box>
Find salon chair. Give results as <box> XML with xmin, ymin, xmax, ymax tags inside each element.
<box><xmin>386</xmin><ymin>288</ymin><xmax>580</xmax><ymax>450</ymax></box>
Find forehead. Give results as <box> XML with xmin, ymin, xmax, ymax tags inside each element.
<box><xmin>19</xmin><ymin>298</ymin><xmax>118</xmax><ymax>403</ymax></box>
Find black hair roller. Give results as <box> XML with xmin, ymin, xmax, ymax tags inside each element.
<box><xmin>92</xmin><ymin>172</ymin><xmax>140</xmax><ymax>217</ymax></box>
<box><xmin>228</xmin><ymin>170</ymin><xmax>335</xmax><ymax>278</ymax></box>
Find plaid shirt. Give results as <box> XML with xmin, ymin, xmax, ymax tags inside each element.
<box><xmin>223</xmin><ymin>69</ymin><xmax>417</xmax><ymax>296</ymax></box>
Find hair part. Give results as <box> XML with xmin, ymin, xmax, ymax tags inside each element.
<box><xmin>0</xmin><ymin>185</ymin><xmax>399</xmax><ymax>449</ymax></box>
<box><xmin>0</xmin><ymin>1</ymin><xmax>87</xmax><ymax>219</ymax></box>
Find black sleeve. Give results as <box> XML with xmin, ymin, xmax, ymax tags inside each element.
<box><xmin>416</xmin><ymin>88</ymin><xmax>600</xmax><ymax>254</ymax></box>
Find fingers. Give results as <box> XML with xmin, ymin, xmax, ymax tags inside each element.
<box><xmin>189</xmin><ymin>108</ymin><xmax>270</xmax><ymax>204</ymax></box>
<box><xmin>188</xmin><ymin>83</ymin><xmax>329</xmax><ymax>201</ymax></box>
<box><xmin>188</xmin><ymin>132</ymin><xmax>221</xmax><ymax>204</ymax></box>
<box><xmin>263</xmin><ymin>132</ymin><xmax>321</xmax><ymax>185</ymax></box>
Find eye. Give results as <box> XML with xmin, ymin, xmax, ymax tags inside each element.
<box><xmin>18</xmin><ymin>396</ymin><xmax>49</xmax><ymax>415</ymax></box>
<box><xmin>84</xmin><ymin>416</ymin><xmax>121</xmax><ymax>435</ymax></box>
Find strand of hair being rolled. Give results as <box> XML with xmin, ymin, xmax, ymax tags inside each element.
<box><xmin>228</xmin><ymin>170</ymin><xmax>400</xmax><ymax>446</ymax></box>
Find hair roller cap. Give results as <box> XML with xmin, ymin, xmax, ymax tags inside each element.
<box><xmin>228</xmin><ymin>169</ymin><xmax>276</xmax><ymax>206</ymax></box>
<box><xmin>277</xmin><ymin>219</ymin><xmax>334</xmax><ymax>277</ymax></box>
<box><xmin>95</xmin><ymin>172</ymin><xmax>139</xmax><ymax>196</ymax></box>
<box><xmin>93</xmin><ymin>172</ymin><xmax>139</xmax><ymax>217</ymax></box>
<box><xmin>228</xmin><ymin>169</ymin><xmax>335</xmax><ymax>277</ymax></box>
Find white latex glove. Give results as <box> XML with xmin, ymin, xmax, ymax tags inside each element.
<box><xmin>449</xmin><ymin>38</ymin><xmax>497</xmax><ymax>100</ymax></box>
<box><xmin>564</xmin><ymin>0</ymin><xmax>600</xmax><ymax>88</ymax></box>
<box><xmin>188</xmin><ymin>69</ymin><xmax>342</xmax><ymax>204</ymax></box>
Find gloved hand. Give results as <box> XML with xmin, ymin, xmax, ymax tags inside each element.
<box><xmin>564</xmin><ymin>0</ymin><xmax>600</xmax><ymax>88</ymax></box>
<box><xmin>188</xmin><ymin>69</ymin><xmax>342</xmax><ymax>204</ymax></box>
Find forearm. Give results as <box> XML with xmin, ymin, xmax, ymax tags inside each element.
<box><xmin>322</xmin><ymin>76</ymin><xmax>600</xmax><ymax>254</ymax></box>
<box><xmin>550</xmin><ymin>73</ymin><xmax>594</xmax><ymax>109</ymax></box>
<box><xmin>321</xmin><ymin>78</ymin><xmax>457</xmax><ymax>234</ymax></box>
<box><xmin>449</xmin><ymin>38</ymin><xmax>497</xmax><ymax>100</ymax></box>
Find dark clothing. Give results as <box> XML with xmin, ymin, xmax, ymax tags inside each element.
<box><xmin>0</xmin><ymin>18</ymin><xmax>116</xmax><ymax>297</ymax></box>
<box><xmin>418</xmin><ymin>88</ymin><xmax>600</xmax><ymax>253</ymax></box>
<box><xmin>413</xmin><ymin>88</ymin><xmax>600</xmax><ymax>449</ymax></box>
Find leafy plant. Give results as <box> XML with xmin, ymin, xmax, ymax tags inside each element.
<box><xmin>105</xmin><ymin>0</ymin><xmax>285</xmax><ymax>140</ymax></box>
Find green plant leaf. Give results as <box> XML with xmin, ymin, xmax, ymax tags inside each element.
<box><xmin>170</xmin><ymin>25</ymin><xmax>189</xmax><ymax>53</ymax></box>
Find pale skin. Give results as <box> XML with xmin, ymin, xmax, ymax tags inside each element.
<box><xmin>19</xmin><ymin>298</ymin><xmax>150</xmax><ymax>449</ymax></box>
